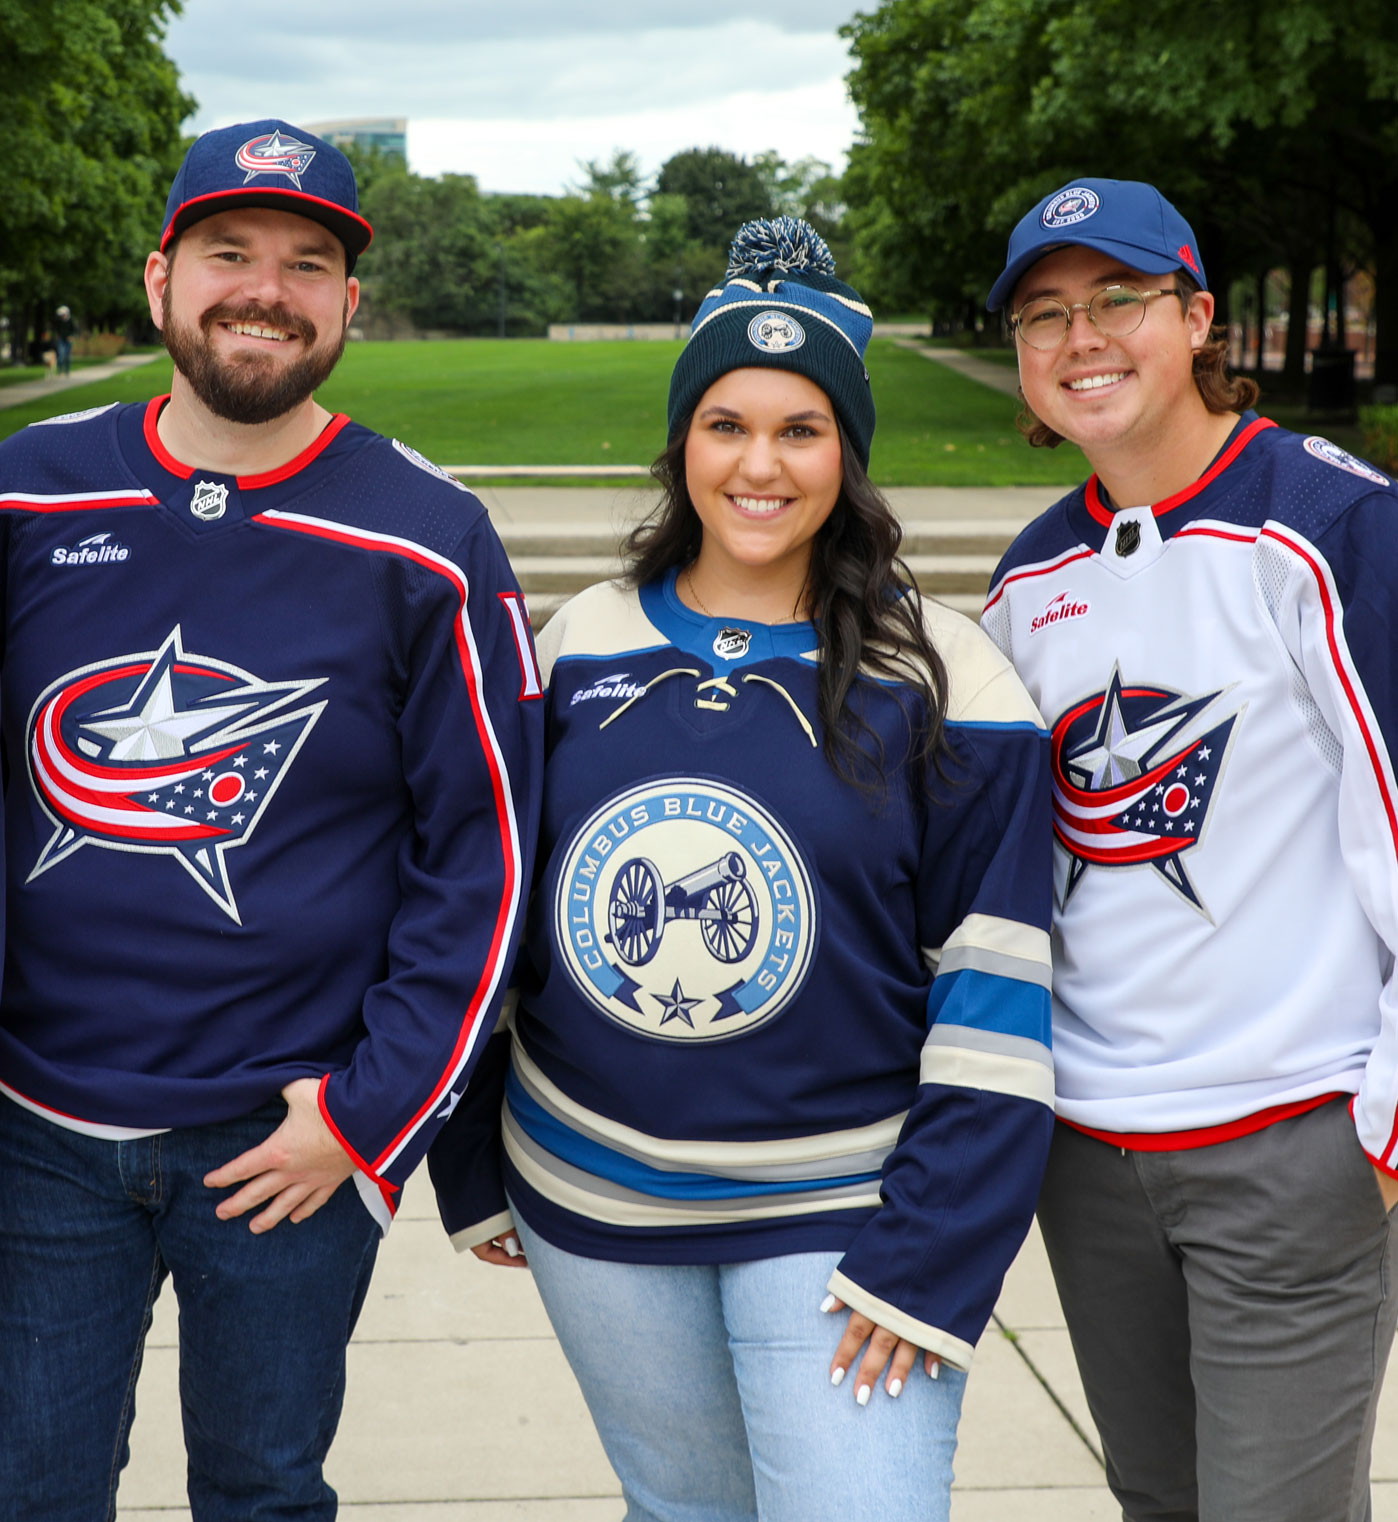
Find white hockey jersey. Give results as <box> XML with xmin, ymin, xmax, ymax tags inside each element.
<box><xmin>983</xmin><ymin>415</ymin><xmax>1398</xmax><ymax>1169</ymax></box>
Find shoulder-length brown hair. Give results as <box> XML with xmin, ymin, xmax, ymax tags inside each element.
<box><xmin>1015</xmin><ymin>273</ymin><xmax>1261</xmax><ymax>449</ymax></box>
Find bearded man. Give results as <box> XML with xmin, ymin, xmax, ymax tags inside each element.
<box><xmin>0</xmin><ymin>120</ymin><xmax>541</xmax><ymax>1520</ymax></box>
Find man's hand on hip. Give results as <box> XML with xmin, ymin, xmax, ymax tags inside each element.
<box><xmin>205</xmin><ymin>1077</ymin><xmax>357</xmax><ymax>1232</ymax></box>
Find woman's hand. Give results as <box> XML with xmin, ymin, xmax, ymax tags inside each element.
<box><xmin>469</xmin><ymin>1229</ymin><xmax>528</xmax><ymax>1267</ymax></box>
<box><xmin>822</xmin><ymin>1294</ymin><xmax>941</xmax><ymax>1403</ymax></box>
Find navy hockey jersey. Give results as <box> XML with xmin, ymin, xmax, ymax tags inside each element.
<box><xmin>0</xmin><ymin>397</ymin><xmax>543</xmax><ymax>1228</ymax></box>
<box><xmin>983</xmin><ymin>415</ymin><xmax>1398</xmax><ymax>1168</ymax></box>
<box><xmin>432</xmin><ymin>571</ymin><xmax>1054</xmax><ymax>1369</ymax></box>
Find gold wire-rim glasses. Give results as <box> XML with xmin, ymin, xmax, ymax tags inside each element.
<box><xmin>1008</xmin><ymin>285</ymin><xmax>1182</xmax><ymax>350</ymax></box>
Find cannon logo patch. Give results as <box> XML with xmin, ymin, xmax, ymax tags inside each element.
<box><xmin>553</xmin><ymin>777</ymin><xmax>818</xmax><ymax>1042</ymax></box>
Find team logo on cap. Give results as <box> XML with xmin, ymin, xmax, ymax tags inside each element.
<box><xmin>1303</xmin><ymin>436</ymin><xmax>1390</xmax><ymax>487</ymax></box>
<box><xmin>747</xmin><ymin>311</ymin><xmax>806</xmax><ymax>353</ymax></box>
<box><xmin>235</xmin><ymin>130</ymin><xmax>317</xmax><ymax>189</ymax></box>
<box><xmin>553</xmin><ymin>777</ymin><xmax>818</xmax><ymax>1043</ymax></box>
<box><xmin>25</xmin><ymin>626</ymin><xmax>326</xmax><ymax>923</ymax></box>
<box><xmin>1042</xmin><ymin>188</ymin><xmax>1101</xmax><ymax>229</ymax></box>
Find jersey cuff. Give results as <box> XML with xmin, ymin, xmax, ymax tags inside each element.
<box><xmin>825</xmin><ymin>1269</ymin><xmax>975</xmax><ymax>1372</ymax></box>
<box><xmin>447</xmin><ymin>1208</ymin><xmax>516</xmax><ymax>1254</ymax></box>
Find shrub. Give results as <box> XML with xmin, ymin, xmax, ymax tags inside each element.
<box><xmin>1360</xmin><ymin>405</ymin><xmax>1398</xmax><ymax>472</ymax></box>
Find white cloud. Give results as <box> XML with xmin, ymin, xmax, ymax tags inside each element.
<box><xmin>165</xmin><ymin>3</ymin><xmax>862</xmax><ymax>194</ymax></box>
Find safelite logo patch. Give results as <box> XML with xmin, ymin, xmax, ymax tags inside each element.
<box><xmin>1030</xmin><ymin>590</ymin><xmax>1091</xmax><ymax>636</ymax></box>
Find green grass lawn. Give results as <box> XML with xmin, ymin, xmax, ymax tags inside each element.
<box><xmin>0</xmin><ymin>338</ymin><xmax>1089</xmax><ymax>486</ymax></box>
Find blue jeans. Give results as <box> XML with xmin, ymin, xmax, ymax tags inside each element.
<box><xmin>513</xmin><ymin>1211</ymin><xmax>968</xmax><ymax>1522</ymax></box>
<box><xmin>0</xmin><ymin>1097</ymin><xmax>380</xmax><ymax>1521</ymax></box>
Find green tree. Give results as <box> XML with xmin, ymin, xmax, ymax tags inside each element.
<box><xmin>0</xmin><ymin>0</ymin><xmax>194</xmax><ymax>356</ymax></box>
<box><xmin>842</xmin><ymin>0</ymin><xmax>1398</xmax><ymax>376</ymax></box>
<box><xmin>654</xmin><ymin>147</ymin><xmax>773</xmax><ymax>251</ymax></box>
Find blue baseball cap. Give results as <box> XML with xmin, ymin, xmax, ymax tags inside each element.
<box><xmin>161</xmin><ymin>119</ymin><xmax>373</xmax><ymax>273</ymax></box>
<box><xmin>987</xmin><ymin>178</ymin><xmax>1205</xmax><ymax>312</ymax></box>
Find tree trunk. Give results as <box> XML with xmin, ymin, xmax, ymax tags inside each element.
<box><xmin>1283</xmin><ymin>260</ymin><xmax>1312</xmax><ymax>393</ymax></box>
<box><xmin>1373</xmin><ymin>213</ymin><xmax>1398</xmax><ymax>390</ymax></box>
<box><xmin>1256</xmin><ymin>270</ymin><xmax>1269</xmax><ymax>374</ymax></box>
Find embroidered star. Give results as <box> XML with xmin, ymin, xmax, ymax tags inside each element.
<box><xmin>1198</xmin><ymin>746</ymin><xmax>1211</xmax><ymax>760</ymax></box>
<box><xmin>254</xmin><ymin>767</ymin><xmax>269</xmax><ymax>780</ymax></box>
<box><xmin>81</xmin><ymin>671</ymin><xmax>248</xmax><ymax>763</ymax></box>
<box><xmin>234</xmin><ymin>755</ymin><xmax>248</xmax><ymax>768</ymax></box>
<box><xmin>174</xmin><ymin>783</ymin><xmax>184</xmax><ymax>794</ymax></box>
<box><xmin>655</xmin><ymin>979</ymin><xmax>702</xmax><ymax>1029</ymax></box>
<box><xmin>263</xmin><ymin>740</ymin><xmax>281</xmax><ymax>755</ymax></box>
<box><xmin>436</xmin><ymin>1090</ymin><xmax>463</xmax><ymax>1120</ymax></box>
<box><xmin>231</xmin><ymin>812</ymin><xmax>245</xmax><ymax>825</ymax></box>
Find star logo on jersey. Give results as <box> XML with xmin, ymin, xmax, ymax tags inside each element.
<box><xmin>1050</xmin><ymin>666</ymin><xmax>1240</xmax><ymax>913</ymax></box>
<box><xmin>26</xmin><ymin>626</ymin><xmax>327</xmax><ymax>923</ymax></box>
<box><xmin>235</xmin><ymin>130</ymin><xmax>317</xmax><ymax>188</ymax></box>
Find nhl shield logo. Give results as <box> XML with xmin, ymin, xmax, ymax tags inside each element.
<box><xmin>713</xmin><ymin>627</ymin><xmax>752</xmax><ymax>661</ymax></box>
<box><xmin>1115</xmin><ymin>519</ymin><xmax>1141</xmax><ymax>557</ymax></box>
<box><xmin>554</xmin><ymin>777</ymin><xmax>819</xmax><ymax>1042</ymax></box>
<box><xmin>190</xmin><ymin>479</ymin><xmax>228</xmax><ymax>521</ymax></box>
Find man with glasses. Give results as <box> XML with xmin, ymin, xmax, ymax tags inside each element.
<box><xmin>981</xmin><ymin>177</ymin><xmax>1398</xmax><ymax>1522</ymax></box>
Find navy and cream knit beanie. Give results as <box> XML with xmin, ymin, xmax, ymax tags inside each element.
<box><xmin>667</xmin><ymin>217</ymin><xmax>876</xmax><ymax>467</ymax></box>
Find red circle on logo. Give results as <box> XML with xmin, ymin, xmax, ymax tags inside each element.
<box><xmin>209</xmin><ymin>773</ymin><xmax>245</xmax><ymax>807</ymax></box>
<box><xmin>1163</xmin><ymin>783</ymin><xmax>1190</xmax><ymax>817</ymax></box>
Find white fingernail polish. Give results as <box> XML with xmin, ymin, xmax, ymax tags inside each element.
<box><xmin>856</xmin><ymin>1384</ymin><xmax>871</xmax><ymax>1407</ymax></box>
<box><xmin>504</xmin><ymin>1238</ymin><xmax>520</xmax><ymax>1258</ymax></box>
<box><xmin>888</xmin><ymin>1378</ymin><xmax>903</xmax><ymax>1398</ymax></box>
<box><xmin>819</xmin><ymin>1294</ymin><xmax>836</xmax><ymax>1313</ymax></box>
<box><xmin>929</xmin><ymin>1361</ymin><xmax>941</xmax><ymax>1381</ymax></box>
<box><xmin>830</xmin><ymin>1366</ymin><xmax>846</xmax><ymax>1387</ymax></box>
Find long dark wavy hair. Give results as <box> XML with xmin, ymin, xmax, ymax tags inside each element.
<box><xmin>623</xmin><ymin>415</ymin><xmax>953</xmax><ymax>793</ymax></box>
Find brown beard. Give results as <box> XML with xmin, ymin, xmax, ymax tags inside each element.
<box><xmin>160</xmin><ymin>287</ymin><xmax>348</xmax><ymax>425</ymax></box>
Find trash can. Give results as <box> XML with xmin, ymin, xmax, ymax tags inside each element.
<box><xmin>1307</xmin><ymin>346</ymin><xmax>1356</xmax><ymax>416</ymax></box>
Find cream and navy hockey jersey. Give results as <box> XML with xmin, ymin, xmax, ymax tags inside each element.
<box><xmin>983</xmin><ymin>414</ymin><xmax>1398</xmax><ymax>1169</ymax></box>
<box><xmin>0</xmin><ymin>397</ymin><xmax>542</xmax><ymax>1227</ymax></box>
<box><xmin>432</xmin><ymin>571</ymin><xmax>1053</xmax><ymax>1369</ymax></box>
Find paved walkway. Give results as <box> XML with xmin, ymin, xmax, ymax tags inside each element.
<box><xmin>112</xmin><ymin>1172</ymin><xmax>1398</xmax><ymax>1520</ymax></box>
<box><xmin>0</xmin><ymin>352</ymin><xmax>161</xmax><ymax>411</ymax></box>
<box><xmin>894</xmin><ymin>339</ymin><xmax>1022</xmax><ymax>398</ymax></box>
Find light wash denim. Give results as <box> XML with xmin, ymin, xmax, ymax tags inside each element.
<box><xmin>0</xmin><ymin>1096</ymin><xmax>380</xmax><ymax>1522</ymax></box>
<box><xmin>514</xmin><ymin>1210</ymin><xmax>967</xmax><ymax>1522</ymax></box>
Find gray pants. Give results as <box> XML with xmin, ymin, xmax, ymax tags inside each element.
<box><xmin>1037</xmin><ymin>1098</ymin><xmax>1397</xmax><ymax>1522</ymax></box>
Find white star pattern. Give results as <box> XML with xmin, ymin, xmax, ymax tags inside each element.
<box><xmin>82</xmin><ymin>670</ymin><xmax>249</xmax><ymax>763</ymax></box>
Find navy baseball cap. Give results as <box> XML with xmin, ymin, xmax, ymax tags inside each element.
<box><xmin>161</xmin><ymin>119</ymin><xmax>374</xmax><ymax>272</ymax></box>
<box><xmin>987</xmin><ymin>178</ymin><xmax>1205</xmax><ymax>312</ymax></box>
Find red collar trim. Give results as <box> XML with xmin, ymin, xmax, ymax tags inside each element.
<box><xmin>1084</xmin><ymin>416</ymin><xmax>1278</xmax><ymax>526</ymax></box>
<box><xmin>142</xmin><ymin>395</ymin><xmax>352</xmax><ymax>490</ymax></box>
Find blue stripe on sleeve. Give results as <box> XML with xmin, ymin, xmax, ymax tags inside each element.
<box><xmin>925</xmin><ymin>967</ymin><xmax>1052</xmax><ymax>1045</ymax></box>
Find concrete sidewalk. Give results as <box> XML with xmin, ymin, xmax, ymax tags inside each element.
<box><xmin>112</xmin><ymin>1174</ymin><xmax>1398</xmax><ymax>1519</ymax></box>
<box><xmin>0</xmin><ymin>352</ymin><xmax>162</xmax><ymax>411</ymax></box>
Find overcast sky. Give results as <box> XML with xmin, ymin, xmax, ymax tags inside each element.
<box><xmin>164</xmin><ymin>1</ymin><xmax>864</xmax><ymax>195</ymax></box>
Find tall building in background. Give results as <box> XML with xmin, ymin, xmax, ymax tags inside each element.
<box><xmin>307</xmin><ymin>117</ymin><xmax>407</xmax><ymax>163</ymax></box>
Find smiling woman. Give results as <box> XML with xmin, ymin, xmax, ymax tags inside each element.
<box><xmin>428</xmin><ymin>217</ymin><xmax>1058</xmax><ymax>1522</ymax></box>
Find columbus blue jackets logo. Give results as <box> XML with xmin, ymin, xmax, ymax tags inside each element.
<box><xmin>554</xmin><ymin>778</ymin><xmax>818</xmax><ymax>1042</ymax></box>
<box><xmin>747</xmin><ymin>311</ymin><xmax>806</xmax><ymax>353</ymax></box>
<box><xmin>26</xmin><ymin>627</ymin><xmax>326</xmax><ymax>923</ymax></box>
<box><xmin>1042</xmin><ymin>187</ymin><xmax>1100</xmax><ymax>229</ymax></box>
<box><xmin>1051</xmin><ymin>666</ymin><xmax>1240</xmax><ymax>913</ymax></box>
<box><xmin>235</xmin><ymin>130</ymin><xmax>317</xmax><ymax>188</ymax></box>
